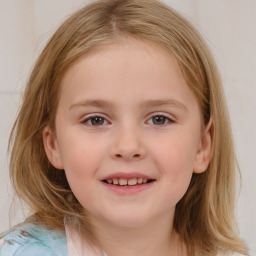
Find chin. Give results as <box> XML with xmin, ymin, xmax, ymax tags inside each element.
<box><xmin>102</xmin><ymin>210</ymin><xmax>152</xmax><ymax>228</ymax></box>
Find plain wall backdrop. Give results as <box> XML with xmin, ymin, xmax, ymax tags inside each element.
<box><xmin>0</xmin><ymin>0</ymin><xmax>255</xmax><ymax>253</ymax></box>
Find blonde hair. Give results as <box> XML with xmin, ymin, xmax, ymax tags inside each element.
<box><xmin>9</xmin><ymin>0</ymin><xmax>248</xmax><ymax>255</ymax></box>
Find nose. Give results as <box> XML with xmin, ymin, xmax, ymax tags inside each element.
<box><xmin>110</xmin><ymin>124</ymin><xmax>146</xmax><ymax>161</ymax></box>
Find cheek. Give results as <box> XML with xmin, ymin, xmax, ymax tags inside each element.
<box><xmin>56</xmin><ymin>134</ymin><xmax>106</xmax><ymax>195</ymax></box>
<box><xmin>151</xmin><ymin>131</ymin><xmax>199</xmax><ymax>172</ymax></box>
<box><xmin>149</xmin><ymin>131</ymin><xmax>199</xmax><ymax>199</ymax></box>
<box><xmin>58</xmin><ymin>139</ymin><xmax>106</xmax><ymax>210</ymax></box>
<box><xmin>58</xmin><ymin>131</ymin><xmax>105</xmax><ymax>171</ymax></box>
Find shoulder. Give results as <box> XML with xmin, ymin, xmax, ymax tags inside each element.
<box><xmin>0</xmin><ymin>222</ymin><xmax>68</xmax><ymax>256</ymax></box>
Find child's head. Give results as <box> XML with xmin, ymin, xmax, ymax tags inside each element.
<box><xmin>9</xmin><ymin>0</ymin><xmax>247</xmax><ymax>255</ymax></box>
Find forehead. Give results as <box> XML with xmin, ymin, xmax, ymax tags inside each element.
<box><xmin>57</xmin><ymin>38</ymin><xmax>197</xmax><ymax>112</ymax></box>
<box><xmin>62</xmin><ymin>37</ymin><xmax>182</xmax><ymax>80</ymax></box>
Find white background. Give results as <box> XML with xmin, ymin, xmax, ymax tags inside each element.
<box><xmin>0</xmin><ymin>0</ymin><xmax>255</xmax><ymax>253</ymax></box>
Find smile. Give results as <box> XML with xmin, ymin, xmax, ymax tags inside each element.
<box><xmin>103</xmin><ymin>177</ymin><xmax>155</xmax><ymax>186</ymax></box>
<box><xmin>101</xmin><ymin>172</ymin><xmax>156</xmax><ymax>195</ymax></box>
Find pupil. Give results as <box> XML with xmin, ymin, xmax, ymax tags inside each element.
<box><xmin>92</xmin><ymin>117</ymin><xmax>104</xmax><ymax>125</ymax></box>
<box><xmin>153</xmin><ymin>116</ymin><xmax>165</xmax><ymax>125</ymax></box>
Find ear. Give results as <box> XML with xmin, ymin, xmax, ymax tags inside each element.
<box><xmin>42</xmin><ymin>126</ymin><xmax>64</xmax><ymax>169</ymax></box>
<box><xmin>193</xmin><ymin>119</ymin><xmax>213</xmax><ymax>174</ymax></box>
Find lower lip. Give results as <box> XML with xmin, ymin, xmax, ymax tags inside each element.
<box><xmin>101</xmin><ymin>181</ymin><xmax>155</xmax><ymax>195</ymax></box>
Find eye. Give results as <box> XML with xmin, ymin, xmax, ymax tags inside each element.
<box><xmin>82</xmin><ymin>116</ymin><xmax>108</xmax><ymax>126</ymax></box>
<box><xmin>147</xmin><ymin>114</ymin><xmax>174</xmax><ymax>126</ymax></box>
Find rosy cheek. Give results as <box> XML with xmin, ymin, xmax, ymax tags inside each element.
<box><xmin>62</xmin><ymin>141</ymin><xmax>105</xmax><ymax>177</ymax></box>
<box><xmin>152</xmin><ymin>138</ymin><xmax>195</xmax><ymax>174</ymax></box>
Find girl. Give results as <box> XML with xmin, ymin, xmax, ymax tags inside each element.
<box><xmin>0</xmin><ymin>0</ymin><xmax>249</xmax><ymax>255</ymax></box>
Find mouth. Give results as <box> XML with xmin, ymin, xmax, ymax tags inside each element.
<box><xmin>102</xmin><ymin>177</ymin><xmax>155</xmax><ymax>187</ymax></box>
<box><xmin>100</xmin><ymin>172</ymin><xmax>156</xmax><ymax>195</ymax></box>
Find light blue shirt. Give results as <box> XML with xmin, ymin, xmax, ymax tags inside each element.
<box><xmin>0</xmin><ymin>222</ymin><xmax>68</xmax><ymax>255</ymax></box>
<box><xmin>0</xmin><ymin>222</ymin><xmax>249</xmax><ymax>256</ymax></box>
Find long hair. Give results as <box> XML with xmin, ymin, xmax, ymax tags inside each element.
<box><xmin>9</xmin><ymin>0</ymin><xmax>248</xmax><ymax>255</ymax></box>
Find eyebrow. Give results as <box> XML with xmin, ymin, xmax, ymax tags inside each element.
<box><xmin>69</xmin><ymin>98</ymin><xmax>188</xmax><ymax>112</ymax></box>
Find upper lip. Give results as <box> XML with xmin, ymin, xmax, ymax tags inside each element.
<box><xmin>102</xmin><ymin>172</ymin><xmax>155</xmax><ymax>180</ymax></box>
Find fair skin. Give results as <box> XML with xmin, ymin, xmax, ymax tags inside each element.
<box><xmin>43</xmin><ymin>38</ymin><xmax>212</xmax><ymax>256</ymax></box>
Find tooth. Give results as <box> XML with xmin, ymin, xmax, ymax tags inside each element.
<box><xmin>113</xmin><ymin>178</ymin><xmax>118</xmax><ymax>185</ymax></box>
<box><xmin>128</xmin><ymin>178</ymin><xmax>137</xmax><ymax>186</ymax></box>
<box><xmin>107</xmin><ymin>179</ymin><xmax>113</xmax><ymax>184</ymax></box>
<box><xmin>137</xmin><ymin>177</ymin><xmax>143</xmax><ymax>184</ymax></box>
<box><xmin>142</xmin><ymin>178</ymin><xmax>148</xmax><ymax>184</ymax></box>
<box><xmin>119</xmin><ymin>178</ymin><xmax>128</xmax><ymax>185</ymax></box>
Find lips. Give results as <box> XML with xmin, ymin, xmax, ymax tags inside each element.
<box><xmin>101</xmin><ymin>173</ymin><xmax>156</xmax><ymax>195</ymax></box>
<box><xmin>101</xmin><ymin>172</ymin><xmax>156</xmax><ymax>187</ymax></box>
<box><xmin>103</xmin><ymin>172</ymin><xmax>154</xmax><ymax>180</ymax></box>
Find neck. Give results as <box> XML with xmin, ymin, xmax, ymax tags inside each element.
<box><xmin>88</xmin><ymin>211</ymin><xmax>187</xmax><ymax>256</ymax></box>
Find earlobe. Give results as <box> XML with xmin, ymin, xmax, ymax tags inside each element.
<box><xmin>193</xmin><ymin>119</ymin><xmax>213</xmax><ymax>174</ymax></box>
<box><xmin>42</xmin><ymin>126</ymin><xmax>64</xmax><ymax>169</ymax></box>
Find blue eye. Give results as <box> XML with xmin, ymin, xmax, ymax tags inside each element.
<box><xmin>82</xmin><ymin>116</ymin><xmax>107</xmax><ymax>126</ymax></box>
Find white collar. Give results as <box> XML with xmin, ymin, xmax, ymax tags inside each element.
<box><xmin>65</xmin><ymin>219</ymin><xmax>107</xmax><ymax>256</ymax></box>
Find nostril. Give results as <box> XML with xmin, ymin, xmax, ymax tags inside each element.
<box><xmin>114</xmin><ymin>153</ymin><xmax>140</xmax><ymax>158</ymax></box>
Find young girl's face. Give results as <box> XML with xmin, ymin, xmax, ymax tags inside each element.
<box><xmin>43</xmin><ymin>38</ymin><xmax>211</xmax><ymax>228</ymax></box>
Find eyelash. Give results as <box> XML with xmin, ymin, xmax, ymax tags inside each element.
<box><xmin>148</xmin><ymin>113</ymin><xmax>174</xmax><ymax>126</ymax></box>
<box><xmin>81</xmin><ymin>114</ymin><xmax>108</xmax><ymax>126</ymax></box>
<box><xmin>81</xmin><ymin>113</ymin><xmax>174</xmax><ymax>126</ymax></box>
